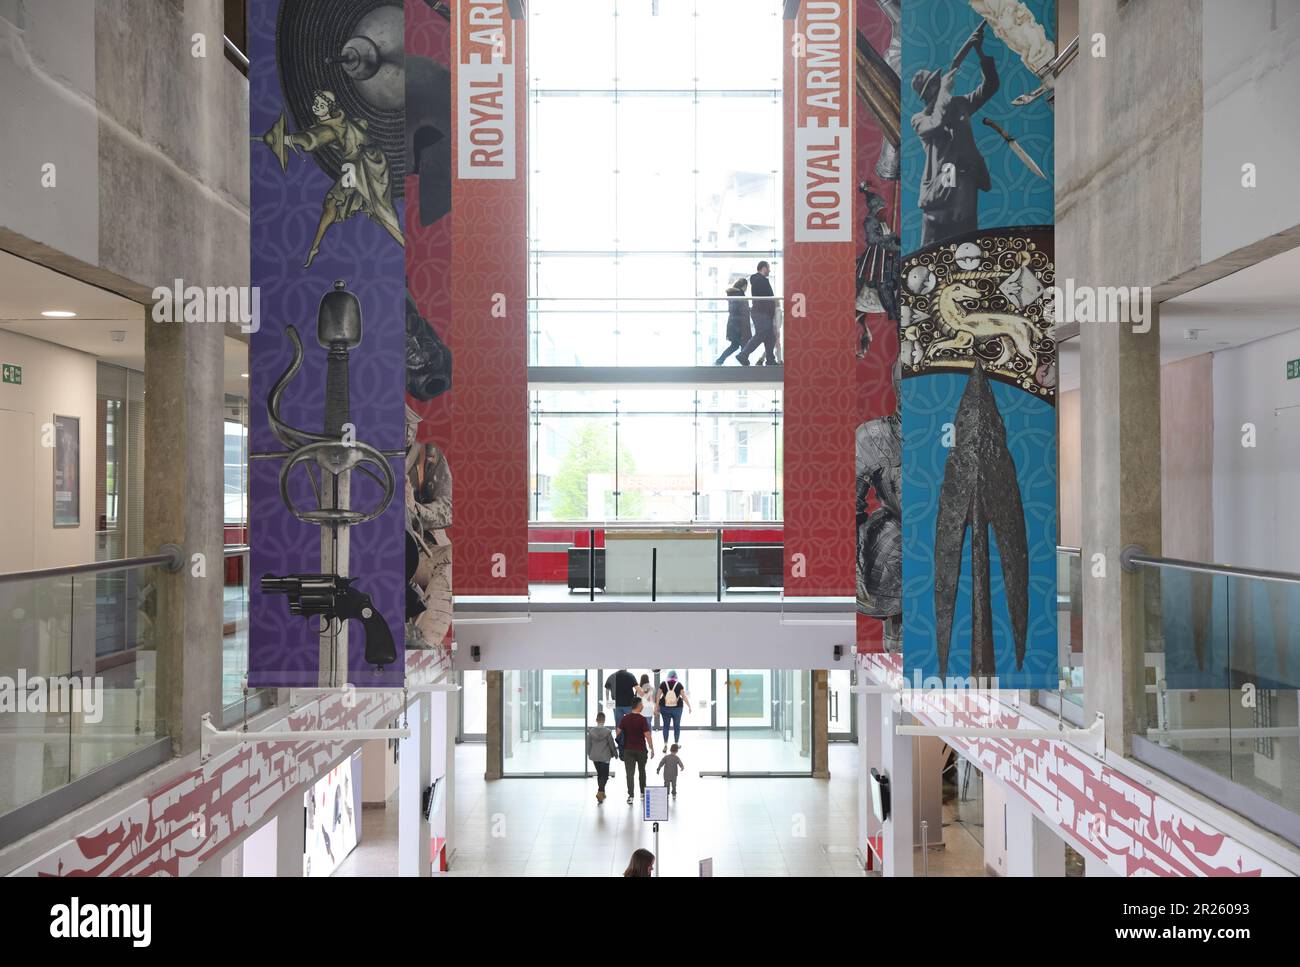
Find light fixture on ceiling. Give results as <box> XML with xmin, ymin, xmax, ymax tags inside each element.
<box><xmin>41</xmin><ymin>310</ymin><xmax>77</xmax><ymax>318</ymax></box>
<box><xmin>241</xmin><ymin>373</ymin><xmax>249</xmax><ymax>378</ymax></box>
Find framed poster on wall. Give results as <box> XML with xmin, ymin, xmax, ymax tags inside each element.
<box><xmin>53</xmin><ymin>414</ymin><xmax>80</xmax><ymax>528</ymax></box>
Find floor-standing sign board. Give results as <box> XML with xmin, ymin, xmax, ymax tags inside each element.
<box><xmin>898</xmin><ymin>0</ymin><xmax>1057</xmax><ymax>687</ymax></box>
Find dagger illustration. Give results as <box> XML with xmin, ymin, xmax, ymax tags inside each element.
<box><xmin>934</xmin><ymin>365</ymin><xmax>1029</xmax><ymax>679</ymax></box>
<box><xmin>982</xmin><ymin>118</ymin><xmax>1048</xmax><ymax>181</ymax></box>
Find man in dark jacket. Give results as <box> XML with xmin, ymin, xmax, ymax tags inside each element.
<box><xmin>738</xmin><ymin>261</ymin><xmax>778</xmax><ymax>366</ymax></box>
<box><xmin>605</xmin><ymin>668</ymin><xmax>638</xmax><ymax>758</ymax></box>
<box><xmin>910</xmin><ymin>29</ymin><xmax>999</xmax><ymax>247</ymax></box>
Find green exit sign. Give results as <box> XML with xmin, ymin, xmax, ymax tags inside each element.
<box><xmin>1290</xmin><ymin>359</ymin><xmax>1300</xmax><ymax>380</ymax></box>
<box><xmin>1</xmin><ymin>363</ymin><xmax>21</xmax><ymax>385</ymax></box>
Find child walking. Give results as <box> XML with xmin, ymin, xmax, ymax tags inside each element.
<box><xmin>656</xmin><ymin>744</ymin><xmax>684</xmax><ymax>799</ymax></box>
<box><xmin>586</xmin><ymin>711</ymin><xmax>618</xmax><ymax>804</ymax></box>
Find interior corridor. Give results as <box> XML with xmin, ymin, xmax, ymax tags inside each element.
<box><xmin>337</xmin><ymin>743</ymin><xmax>987</xmax><ymax>877</ymax></box>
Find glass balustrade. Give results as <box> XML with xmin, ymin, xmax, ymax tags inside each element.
<box><xmin>529</xmin><ymin>297</ymin><xmax>786</xmax><ymax>368</ymax></box>
<box><xmin>522</xmin><ymin>524</ymin><xmax>784</xmax><ymax>605</ymax></box>
<box><xmin>1136</xmin><ymin>558</ymin><xmax>1300</xmax><ymax>818</ymax></box>
<box><xmin>0</xmin><ymin>561</ymin><xmax>168</xmax><ymax>821</ymax></box>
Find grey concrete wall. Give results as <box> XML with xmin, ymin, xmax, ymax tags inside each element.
<box><xmin>0</xmin><ymin>0</ymin><xmax>100</xmax><ymax>266</ymax></box>
<box><xmin>1201</xmin><ymin>0</ymin><xmax>1300</xmax><ymax>264</ymax></box>
<box><xmin>1056</xmin><ymin>0</ymin><xmax>1202</xmax><ymax>292</ymax></box>
<box><xmin>1</xmin><ymin>0</ymin><xmax>249</xmax><ymax>299</ymax></box>
<box><xmin>93</xmin><ymin>0</ymin><xmax>249</xmax><ymax>296</ymax></box>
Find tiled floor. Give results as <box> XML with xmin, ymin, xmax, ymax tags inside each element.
<box><xmin>502</xmin><ymin>727</ymin><xmax>815</xmax><ymax>775</ymax></box>
<box><xmin>335</xmin><ymin>742</ymin><xmax>991</xmax><ymax>877</ymax></box>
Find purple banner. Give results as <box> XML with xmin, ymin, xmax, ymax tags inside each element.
<box><xmin>249</xmin><ymin>0</ymin><xmax>407</xmax><ymax>687</ymax></box>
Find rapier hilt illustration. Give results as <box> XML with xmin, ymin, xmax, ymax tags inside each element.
<box><xmin>265</xmin><ymin>279</ymin><xmax>396</xmax><ymax>527</ymax></box>
<box><xmin>254</xmin><ymin>279</ymin><xmax>403</xmax><ymax>678</ymax></box>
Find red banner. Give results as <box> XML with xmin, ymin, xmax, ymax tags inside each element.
<box><xmin>448</xmin><ymin>1</ymin><xmax>528</xmax><ymax>596</ymax></box>
<box><xmin>784</xmin><ymin>1</ymin><xmax>857</xmax><ymax>598</ymax></box>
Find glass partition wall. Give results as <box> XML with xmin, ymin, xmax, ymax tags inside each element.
<box><xmin>528</xmin><ymin>0</ymin><xmax>784</xmax><ymax>371</ymax></box>
<box><xmin>501</xmin><ymin>668</ymin><xmax>813</xmax><ymax>778</ymax></box>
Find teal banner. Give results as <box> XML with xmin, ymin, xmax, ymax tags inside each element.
<box><xmin>899</xmin><ymin>0</ymin><xmax>1058</xmax><ymax>687</ymax></box>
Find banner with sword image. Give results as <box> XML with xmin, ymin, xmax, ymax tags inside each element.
<box><xmin>898</xmin><ymin>0</ymin><xmax>1058</xmax><ymax>686</ymax></box>
<box><xmin>249</xmin><ymin>0</ymin><xmax>410</xmax><ymax>687</ymax></box>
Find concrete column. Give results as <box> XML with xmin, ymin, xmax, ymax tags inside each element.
<box><xmin>859</xmin><ymin>688</ymin><xmax>882</xmax><ymax>869</ymax></box>
<box><xmin>441</xmin><ymin>682</ymin><xmax>458</xmax><ymax>869</ymax></box>
<box><xmin>144</xmin><ymin>305</ymin><xmax>224</xmax><ymax>755</ymax></box>
<box><xmin>485</xmin><ymin>670</ymin><xmax>503</xmax><ymax>780</ymax></box>
<box><xmin>274</xmin><ymin>792</ymin><xmax>305</xmax><ymax>877</ymax></box>
<box><xmin>912</xmin><ymin>736</ymin><xmax>946</xmax><ymax>850</ymax></box>
<box><xmin>880</xmin><ymin>698</ymin><xmax>914</xmax><ymax>877</ymax></box>
<box><xmin>1081</xmin><ymin>302</ymin><xmax>1162</xmax><ymax>754</ymax></box>
<box><xmin>811</xmin><ymin>669</ymin><xmax>829</xmax><ymax>777</ymax></box>
<box><xmin>398</xmin><ymin>693</ymin><xmax>432</xmax><ymax>876</ymax></box>
<box><xmin>1005</xmin><ymin>794</ymin><xmax>1066</xmax><ymax>877</ymax></box>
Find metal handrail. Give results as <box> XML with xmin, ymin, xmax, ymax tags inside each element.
<box><xmin>526</xmin><ymin>296</ymin><xmax>784</xmax><ymax>302</ymax></box>
<box><xmin>223</xmin><ymin>35</ymin><xmax>249</xmax><ymax>70</ymax></box>
<box><xmin>528</xmin><ymin>520</ymin><xmax>783</xmax><ymax>530</ymax></box>
<box><xmin>1057</xmin><ymin>545</ymin><xmax>1081</xmax><ymax>557</ymax></box>
<box><xmin>1125</xmin><ymin>551</ymin><xmax>1300</xmax><ymax>587</ymax></box>
<box><xmin>224</xmin><ymin>544</ymin><xmax>250</xmax><ymax>557</ymax></box>
<box><xmin>0</xmin><ymin>548</ymin><xmax>182</xmax><ymax>585</ymax></box>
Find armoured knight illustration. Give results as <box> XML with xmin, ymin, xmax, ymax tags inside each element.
<box><xmin>856</xmin><ymin>360</ymin><xmax>903</xmax><ymax>651</ymax></box>
<box><xmin>856</xmin><ymin>182</ymin><xmax>901</xmax><ymax>357</ymax></box>
<box><xmin>405</xmin><ymin>406</ymin><xmax>453</xmax><ymax>650</ymax></box>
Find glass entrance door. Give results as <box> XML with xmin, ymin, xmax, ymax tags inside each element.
<box><xmin>709</xmin><ymin>669</ymin><xmax>813</xmax><ymax>776</ymax></box>
<box><xmin>828</xmin><ymin>668</ymin><xmax>855</xmax><ymax>741</ymax></box>
<box><xmin>501</xmin><ymin>668</ymin><xmax>818</xmax><ymax>778</ymax></box>
<box><xmin>502</xmin><ymin>668</ymin><xmax>591</xmax><ymax>775</ymax></box>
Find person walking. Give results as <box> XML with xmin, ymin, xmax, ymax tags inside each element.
<box><xmin>737</xmin><ymin>261</ymin><xmax>778</xmax><ymax>366</ymax></box>
<box><xmin>636</xmin><ymin>674</ymin><xmax>656</xmax><ymax>731</ymax></box>
<box><xmin>715</xmin><ymin>277</ymin><xmax>751</xmax><ymax>364</ymax></box>
<box><xmin>623</xmin><ymin>848</ymin><xmax>655</xmax><ymax>877</ymax></box>
<box><xmin>656</xmin><ymin>744</ymin><xmax>684</xmax><ymax>799</ymax></box>
<box><xmin>615</xmin><ymin>699</ymin><xmax>655</xmax><ymax>805</ymax></box>
<box><xmin>605</xmin><ymin>668</ymin><xmax>638</xmax><ymax>759</ymax></box>
<box><xmin>586</xmin><ymin>711</ymin><xmax>619</xmax><ymax>804</ymax></box>
<box><xmin>657</xmin><ymin>671</ymin><xmax>690</xmax><ymax>747</ymax></box>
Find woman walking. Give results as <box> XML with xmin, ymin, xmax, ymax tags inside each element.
<box><xmin>623</xmin><ymin>848</ymin><xmax>655</xmax><ymax>877</ymax></box>
<box><xmin>657</xmin><ymin>671</ymin><xmax>690</xmax><ymax>747</ymax></box>
<box><xmin>715</xmin><ymin>277</ymin><xmax>751</xmax><ymax>364</ymax></box>
<box><xmin>636</xmin><ymin>674</ymin><xmax>656</xmax><ymax>731</ymax></box>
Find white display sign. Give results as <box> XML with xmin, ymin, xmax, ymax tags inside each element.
<box><xmin>644</xmin><ymin>786</ymin><xmax>669</xmax><ymax>822</ymax></box>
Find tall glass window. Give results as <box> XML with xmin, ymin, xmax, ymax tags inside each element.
<box><xmin>528</xmin><ymin>0</ymin><xmax>783</xmax><ymax>366</ymax></box>
<box><xmin>530</xmin><ymin>388</ymin><xmax>781</xmax><ymax>522</ymax></box>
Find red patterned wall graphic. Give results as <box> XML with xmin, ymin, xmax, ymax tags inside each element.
<box><xmin>860</xmin><ymin>654</ymin><xmax>1293</xmax><ymax>876</ymax></box>
<box><xmin>784</xmin><ymin>1</ymin><xmax>858</xmax><ymax>598</ymax></box>
<box><xmin>13</xmin><ymin>652</ymin><xmax>444</xmax><ymax>877</ymax></box>
<box><xmin>855</xmin><ymin>0</ymin><xmax>901</xmax><ymax>650</ymax></box>
<box><xmin>448</xmin><ymin>3</ymin><xmax>529</xmax><ymax>596</ymax></box>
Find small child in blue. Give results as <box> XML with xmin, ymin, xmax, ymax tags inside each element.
<box><xmin>656</xmin><ymin>744</ymin><xmax>684</xmax><ymax>798</ymax></box>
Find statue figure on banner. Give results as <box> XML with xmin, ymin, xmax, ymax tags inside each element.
<box><xmin>909</xmin><ymin>23</ymin><xmax>999</xmax><ymax>247</ymax></box>
<box><xmin>405</xmin><ymin>405</ymin><xmax>453</xmax><ymax>651</ymax></box>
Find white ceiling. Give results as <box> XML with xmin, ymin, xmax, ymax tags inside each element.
<box><xmin>1058</xmin><ymin>242</ymin><xmax>1300</xmax><ymax>392</ymax></box>
<box><xmin>0</xmin><ymin>250</ymin><xmax>249</xmax><ymax>397</ymax></box>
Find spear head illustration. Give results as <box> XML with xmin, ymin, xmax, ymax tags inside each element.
<box><xmin>933</xmin><ymin>365</ymin><xmax>1029</xmax><ymax>679</ymax></box>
